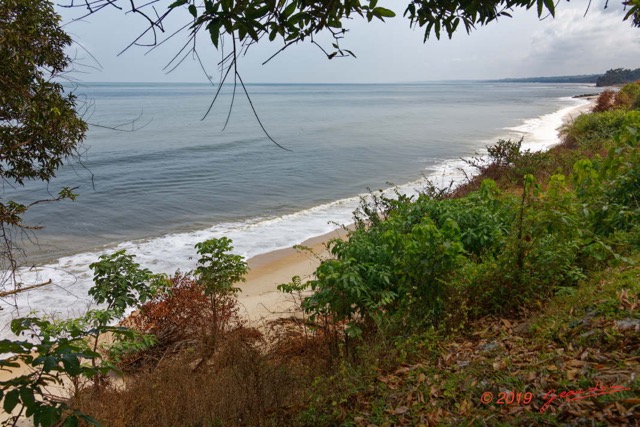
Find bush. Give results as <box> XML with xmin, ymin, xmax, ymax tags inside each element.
<box><xmin>593</xmin><ymin>90</ymin><xmax>617</xmax><ymax>112</ymax></box>
<box><xmin>615</xmin><ymin>81</ymin><xmax>640</xmax><ymax>110</ymax></box>
<box><xmin>562</xmin><ymin>109</ymin><xmax>628</xmax><ymax>151</ymax></box>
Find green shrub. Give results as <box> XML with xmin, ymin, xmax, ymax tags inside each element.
<box><xmin>563</xmin><ymin>109</ymin><xmax>628</xmax><ymax>151</ymax></box>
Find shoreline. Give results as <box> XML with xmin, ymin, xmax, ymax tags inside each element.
<box><xmin>234</xmin><ymin>97</ymin><xmax>597</xmax><ymax>323</ymax></box>
<box><xmin>0</xmin><ymin>94</ymin><xmax>597</xmax><ymax>336</ymax></box>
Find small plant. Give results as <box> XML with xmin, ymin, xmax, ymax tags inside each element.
<box><xmin>194</xmin><ymin>238</ymin><xmax>248</xmax><ymax>339</ymax></box>
<box><xmin>87</xmin><ymin>250</ymin><xmax>165</xmax><ymax>370</ymax></box>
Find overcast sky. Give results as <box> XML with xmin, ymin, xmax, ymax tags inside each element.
<box><xmin>56</xmin><ymin>1</ymin><xmax>640</xmax><ymax>83</ymax></box>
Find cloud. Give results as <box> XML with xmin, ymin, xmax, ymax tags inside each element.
<box><xmin>520</xmin><ymin>4</ymin><xmax>640</xmax><ymax>75</ymax></box>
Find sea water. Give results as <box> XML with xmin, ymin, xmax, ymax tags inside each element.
<box><xmin>0</xmin><ymin>82</ymin><xmax>594</xmax><ymax>334</ymax></box>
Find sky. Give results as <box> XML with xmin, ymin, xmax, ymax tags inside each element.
<box><xmin>56</xmin><ymin>1</ymin><xmax>640</xmax><ymax>83</ymax></box>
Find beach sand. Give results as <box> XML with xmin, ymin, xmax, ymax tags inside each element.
<box><xmin>237</xmin><ymin>227</ymin><xmax>348</xmax><ymax>322</ymax></box>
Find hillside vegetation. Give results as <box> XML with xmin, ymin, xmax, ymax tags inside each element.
<box><xmin>597</xmin><ymin>68</ymin><xmax>640</xmax><ymax>87</ymax></box>
<box><xmin>2</xmin><ymin>83</ymin><xmax>640</xmax><ymax>427</ymax></box>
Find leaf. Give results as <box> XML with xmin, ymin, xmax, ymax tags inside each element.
<box><xmin>373</xmin><ymin>7</ymin><xmax>396</xmax><ymax>18</ymax></box>
<box><xmin>282</xmin><ymin>1</ymin><xmax>297</xmax><ymax>18</ymax></box>
<box><xmin>3</xmin><ymin>388</ymin><xmax>20</xmax><ymax>414</ymax></box>
<box><xmin>20</xmin><ymin>387</ymin><xmax>35</xmax><ymax>407</ymax></box>
<box><xmin>188</xmin><ymin>4</ymin><xmax>198</xmax><ymax>18</ymax></box>
<box><xmin>393</xmin><ymin>405</ymin><xmax>409</xmax><ymax>414</ymax></box>
<box><xmin>168</xmin><ymin>0</ymin><xmax>189</xmax><ymax>8</ymax></box>
<box><xmin>63</xmin><ymin>416</ymin><xmax>79</xmax><ymax>427</ymax></box>
<box><xmin>543</xmin><ymin>0</ymin><xmax>555</xmax><ymax>17</ymax></box>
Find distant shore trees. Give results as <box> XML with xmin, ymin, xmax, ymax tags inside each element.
<box><xmin>596</xmin><ymin>68</ymin><xmax>640</xmax><ymax>87</ymax></box>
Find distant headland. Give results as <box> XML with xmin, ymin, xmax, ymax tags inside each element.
<box><xmin>491</xmin><ymin>67</ymin><xmax>640</xmax><ymax>87</ymax></box>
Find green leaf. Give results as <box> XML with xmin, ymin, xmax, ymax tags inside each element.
<box><xmin>3</xmin><ymin>388</ymin><xmax>20</xmax><ymax>414</ymax></box>
<box><xmin>373</xmin><ymin>7</ymin><xmax>395</xmax><ymax>18</ymax></box>
<box><xmin>543</xmin><ymin>0</ymin><xmax>555</xmax><ymax>17</ymax></box>
<box><xmin>168</xmin><ymin>0</ymin><xmax>189</xmax><ymax>9</ymax></box>
<box><xmin>209</xmin><ymin>23</ymin><xmax>220</xmax><ymax>48</ymax></box>
<box><xmin>536</xmin><ymin>0</ymin><xmax>543</xmax><ymax>17</ymax></box>
<box><xmin>282</xmin><ymin>1</ymin><xmax>297</xmax><ymax>18</ymax></box>
<box><xmin>188</xmin><ymin>4</ymin><xmax>198</xmax><ymax>18</ymax></box>
<box><xmin>63</xmin><ymin>416</ymin><xmax>79</xmax><ymax>427</ymax></box>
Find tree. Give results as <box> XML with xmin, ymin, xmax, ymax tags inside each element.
<box><xmin>194</xmin><ymin>237</ymin><xmax>247</xmax><ymax>340</ymax></box>
<box><xmin>0</xmin><ymin>0</ymin><xmax>87</xmax><ymax>294</ymax></box>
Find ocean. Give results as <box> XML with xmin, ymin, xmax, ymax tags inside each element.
<box><xmin>1</xmin><ymin>82</ymin><xmax>594</xmax><ymax>334</ymax></box>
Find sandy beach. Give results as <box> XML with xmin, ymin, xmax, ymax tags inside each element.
<box><xmin>237</xmin><ymin>227</ymin><xmax>348</xmax><ymax>322</ymax></box>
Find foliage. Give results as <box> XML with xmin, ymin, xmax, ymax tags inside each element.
<box><xmin>0</xmin><ymin>0</ymin><xmax>87</xmax><ymax>294</ymax></box>
<box><xmin>88</xmin><ymin>250</ymin><xmax>162</xmax><ymax>319</ymax></box>
<box><xmin>592</xmin><ymin>89</ymin><xmax>617</xmax><ymax>113</ymax></box>
<box><xmin>67</xmin><ymin>0</ymin><xmax>640</xmax><ymax>62</ymax></box>
<box><xmin>129</xmin><ymin>273</ymin><xmax>211</xmax><ymax>341</ymax></box>
<box><xmin>592</xmin><ymin>81</ymin><xmax>640</xmax><ymax>112</ymax></box>
<box><xmin>0</xmin><ymin>0</ymin><xmax>86</xmax><ymax>185</ymax></box>
<box><xmin>194</xmin><ymin>238</ymin><xmax>247</xmax><ymax>341</ymax></box>
<box><xmin>0</xmin><ymin>250</ymin><xmax>166</xmax><ymax>426</ymax></box>
<box><xmin>194</xmin><ymin>237</ymin><xmax>247</xmax><ymax>298</ymax></box>
<box><xmin>616</xmin><ymin>80</ymin><xmax>640</xmax><ymax>109</ymax></box>
<box><xmin>464</xmin><ymin>138</ymin><xmax>549</xmax><ymax>184</ymax></box>
<box><xmin>596</xmin><ymin>67</ymin><xmax>640</xmax><ymax>86</ymax></box>
<box><xmin>302</xmin><ymin>102</ymin><xmax>640</xmax><ymax>337</ymax></box>
<box><xmin>0</xmin><ymin>318</ymin><xmax>104</xmax><ymax>427</ymax></box>
<box><xmin>562</xmin><ymin>108</ymin><xmax>628</xmax><ymax>150</ymax></box>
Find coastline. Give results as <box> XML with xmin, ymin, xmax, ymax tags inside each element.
<box><xmin>234</xmin><ymin>97</ymin><xmax>596</xmax><ymax>323</ymax></box>
<box><xmin>0</xmin><ymin>93</ymin><xmax>597</xmax><ymax>337</ymax></box>
<box><xmin>0</xmin><ymin>97</ymin><xmax>597</xmax><ymax>407</ymax></box>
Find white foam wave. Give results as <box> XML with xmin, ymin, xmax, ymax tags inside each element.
<box><xmin>0</xmin><ymin>97</ymin><xmax>591</xmax><ymax>337</ymax></box>
<box><xmin>505</xmin><ymin>97</ymin><xmax>591</xmax><ymax>151</ymax></box>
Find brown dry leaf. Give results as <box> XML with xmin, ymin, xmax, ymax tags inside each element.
<box><xmin>501</xmin><ymin>318</ymin><xmax>513</xmax><ymax>329</ymax></box>
<box><xmin>546</xmin><ymin>365</ymin><xmax>558</xmax><ymax>371</ymax></box>
<box><xmin>566</xmin><ymin>359</ymin><xmax>586</xmax><ymax>368</ymax></box>
<box><xmin>417</xmin><ymin>373</ymin><xmax>427</xmax><ymax>384</ymax></box>
<box><xmin>567</xmin><ymin>369</ymin><xmax>580</xmax><ymax>380</ymax></box>
<box><xmin>614</xmin><ymin>402</ymin><xmax>627</xmax><ymax>415</ymax></box>
<box><xmin>508</xmin><ymin>405</ymin><xmax>524</xmax><ymax>414</ymax></box>
<box><xmin>395</xmin><ymin>367</ymin><xmax>410</xmax><ymax>375</ymax></box>
<box><xmin>393</xmin><ymin>406</ymin><xmax>410</xmax><ymax>415</ymax></box>
<box><xmin>430</xmin><ymin>386</ymin><xmax>439</xmax><ymax>398</ymax></box>
<box><xmin>623</xmin><ymin>398</ymin><xmax>640</xmax><ymax>405</ymax></box>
